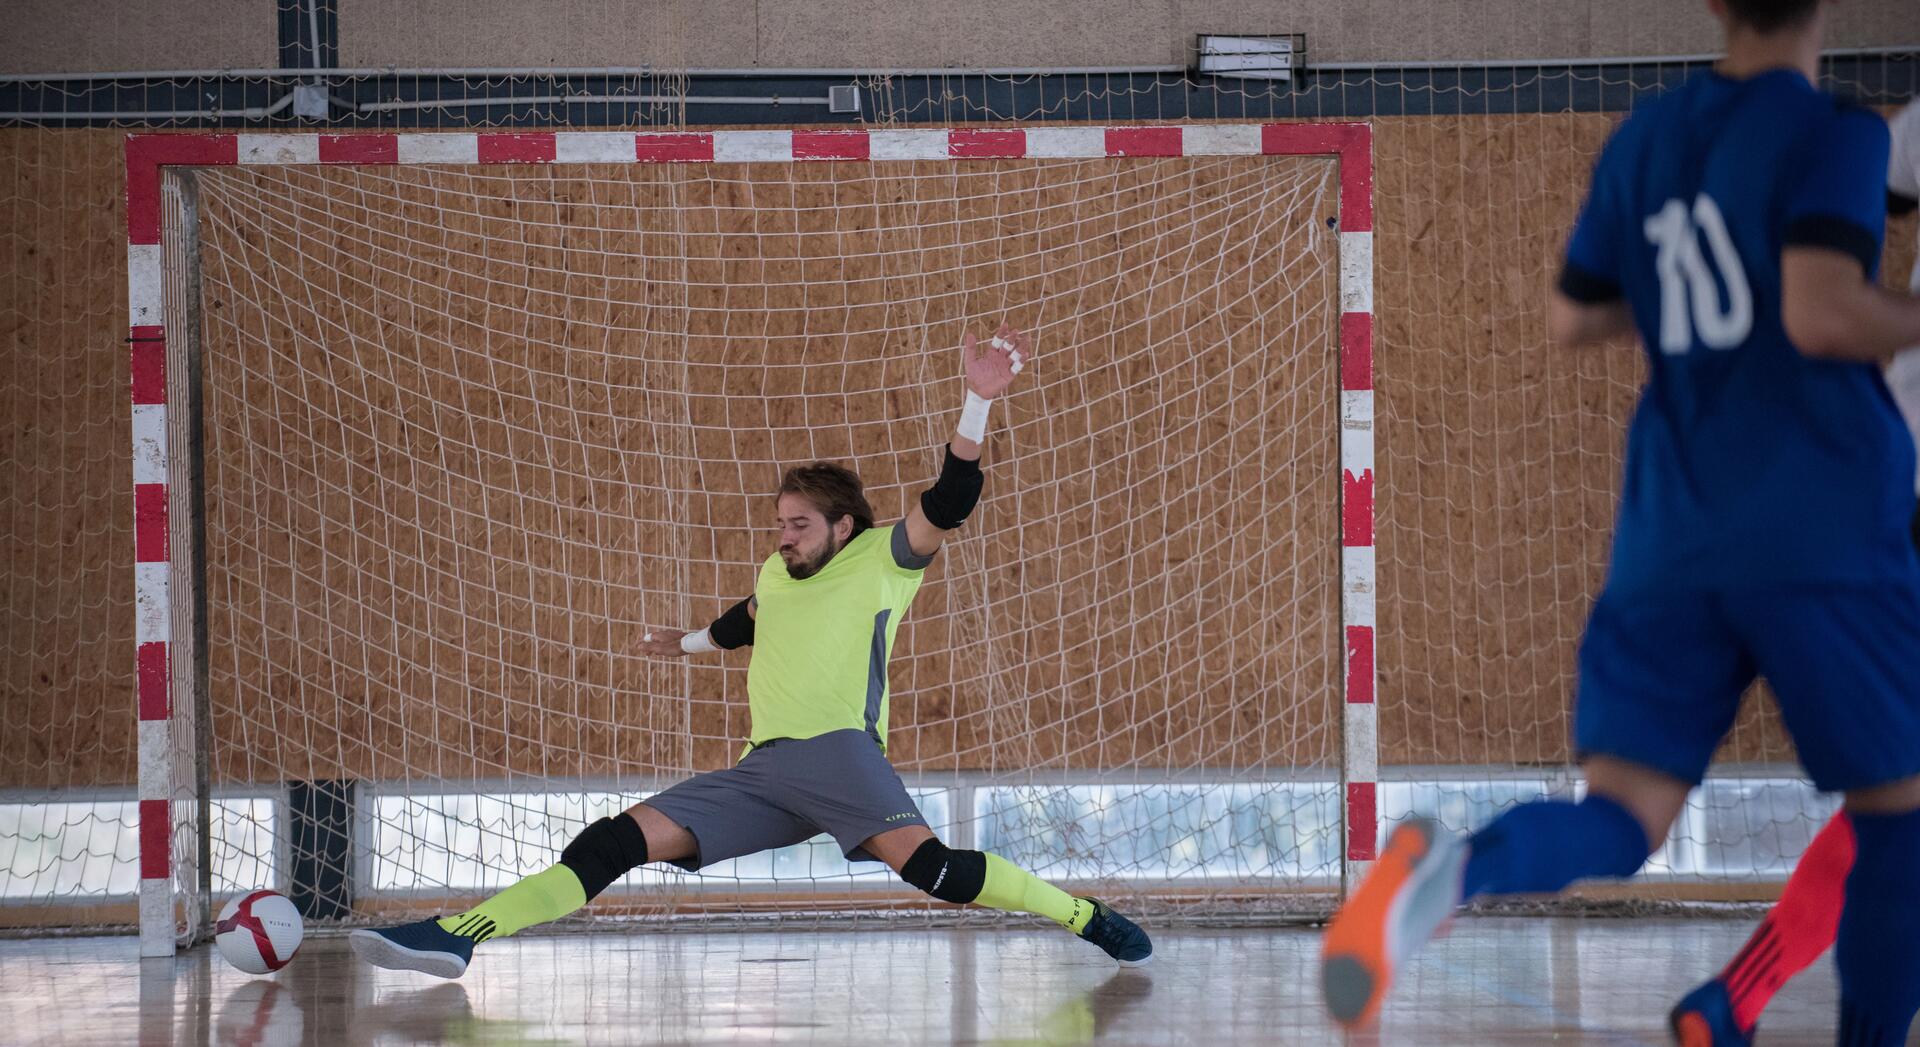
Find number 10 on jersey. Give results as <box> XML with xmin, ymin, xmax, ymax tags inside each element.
<box><xmin>1644</xmin><ymin>194</ymin><xmax>1754</xmax><ymax>354</ymax></box>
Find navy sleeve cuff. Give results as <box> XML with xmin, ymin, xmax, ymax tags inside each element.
<box><xmin>1890</xmin><ymin>190</ymin><xmax>1919</xmax><ymax>218</ymax></box>
<box><xmin>1557</xmin><ymin>262</ymin><xmax>1623</xmax><ymax>304</ymax></box>
<box><xmin>1784</xmin><ymin>214</ymin><xmax>1880</xmax><ymax>273</ymax></box>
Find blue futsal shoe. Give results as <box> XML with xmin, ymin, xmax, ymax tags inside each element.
<box><xmin>1076</xmin><ymin>899</ymin><xmax>1153</xmax><ymax>967</ymax></box>
<box><xmin>349</xmin><ymin>917</ymin><xmax>474</xmax><ymax>979</ymax></box>
<box><xmin>1669</xmin><ymin>978</ymin><xmax>1752</xmax><ymax>1047</ymax></box>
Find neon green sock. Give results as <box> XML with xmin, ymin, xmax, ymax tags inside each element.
<box><xmin>436</xmin><ymin>864</ymin><xmax>587</xmax><ymax>943</ymax></box>
<box><xmin>976</xmin><ymin>853</ymin><xmax>1094</xmax><ymax>932</ymax></box>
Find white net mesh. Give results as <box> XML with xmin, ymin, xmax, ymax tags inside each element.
<box><xmin>0</xmin><ymin>132</ymin><xmax>145</xmax><ymax>927</ymax></box>
<box><xmin>175</xmin><ymin>151</ymin><xmax>1343</xmax><ymax>925</ymax></box>
<box><xmin>2</xmin><ymin>48</ymin><xmax>1912</xmax><ymax>938</ymax></box>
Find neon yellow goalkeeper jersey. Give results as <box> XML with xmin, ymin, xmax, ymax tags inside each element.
<box><xmin>746</xmin><ymin>523</ymin><xmax>932</xmax><ymax>751</ymax></box>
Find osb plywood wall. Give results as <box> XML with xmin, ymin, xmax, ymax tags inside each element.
<box><xmin>1376</xmin><ymin>114</ymin><xmax>1915</xmax><ymax>768</ymax></box>
<box><xmin>0</xmin><ymin>131</ymin><xmax>135</xmax><ymax>794</ymax></box>
<box><xmin>3</xmin><ymin>119</ymin><xmax>1915</xmax><ymax>788</ymax></box>
<box><xmin>1375</xmin><ymin>114</ymin><xmax>1642</xmax><ymax>766</ymax></box>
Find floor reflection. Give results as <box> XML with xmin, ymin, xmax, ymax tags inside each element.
<box><xmin>2</xmin><ymin>919</ymin><xmax>1849</xmax><ymax>1046</ymax></box>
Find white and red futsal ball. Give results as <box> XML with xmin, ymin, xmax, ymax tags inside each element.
<box><xmin>214</xmin><ymin>890</ymin><xmax>304</xmax><ymax>974</ymax></box>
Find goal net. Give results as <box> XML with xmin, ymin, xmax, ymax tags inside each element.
<box><xmin>147</xmin><ymin>131</ymin><xmax>1350</xmax><ymax>943</ymax></box>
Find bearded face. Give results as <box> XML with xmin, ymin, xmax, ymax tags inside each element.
<box><xmin>775</xmin><ymin>493</ymin><xmax>851</xmax><ymax>580</ymax></box>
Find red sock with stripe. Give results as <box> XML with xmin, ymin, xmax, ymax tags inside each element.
<box><xmin>1720</xmin><ymin>811</ymin><xmax>1856</xmax><ymax>1034</ymax></box>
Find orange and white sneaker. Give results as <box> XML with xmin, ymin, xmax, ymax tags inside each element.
<box><xmin>1320</xmin><ymin>817</ymin><xmax>1469</xmax><ymax>1029</ymax></box>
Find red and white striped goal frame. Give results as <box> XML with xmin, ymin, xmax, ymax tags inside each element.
<box><xmin>124</xmin><ymin>123</ymin><xmax>1377</xmax><ymax>953</ymax></box>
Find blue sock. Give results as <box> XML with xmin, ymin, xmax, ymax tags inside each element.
<box><xmin>1460</xmin><ymin>794</ymin><xmax>1651</xmax><ymax>900</ymax></box>
<box><xmin>1836</xmin><ymin>807</ymin><xmax>1920</xmax><ymax>1047</ymax></box>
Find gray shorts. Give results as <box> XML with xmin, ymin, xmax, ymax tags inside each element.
<box><xmin>641</xmin><ymin>729</ymin><xmax>929</xmax><ymax>870</ymax></box>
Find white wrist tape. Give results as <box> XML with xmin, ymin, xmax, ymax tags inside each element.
<box><xmin>679</xmin><ymin>628</ymin><xmax>720</xmax><ymax>654</ymax></box>
<box><xmin>957</xmin><ymin>390</ymin><xmax>993</xmax><ymax>443</ymax></box>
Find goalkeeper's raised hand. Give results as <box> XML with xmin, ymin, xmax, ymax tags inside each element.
<box><xmin>959</xmin><ymin>320</ymin><xmax>1028</xmax><ymax>431</ymax></box>
<box><xmin>902</xmin><ymin>320</ymin><xmax>1031</xmax><ymax>557</ymax></box>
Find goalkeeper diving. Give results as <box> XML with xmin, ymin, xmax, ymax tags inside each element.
<box><xmin>350</xmin><ymin>322</ymin><xmax>1152</xmax><ymax>977</ymax></box>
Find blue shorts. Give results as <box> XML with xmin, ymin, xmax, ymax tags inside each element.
<box><xmin>1575</xmin><ymin>583</ymin><xmax>1920</xmax><ymax>792</ymax></box>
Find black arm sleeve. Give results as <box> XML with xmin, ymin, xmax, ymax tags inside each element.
<box><xmin>918</xmin><ymin>445</ymin><xmax>985</xmax><ymax>530</ymax></box>
<box><xmin>1557</xmin><ymin>261</ymin><xmax>1623</xmax><ymax>304</ymax></box>
<box><xmin>708</xmin><ymin>596</ymin><xmax>755</xmax><ymax>649</ymax></box>
<box><xmin>1783</xmin><ymin>214</ymin><xmax>1880</xmax><ymax>275</ymax></box>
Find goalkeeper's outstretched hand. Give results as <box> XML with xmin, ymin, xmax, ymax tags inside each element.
<box><xmin>639</xmin><ymin>628</ymin><xmax>692</xmax><ymax>658</ymax></box>
<box><xmin>963</xmin><ymin>321</ymin><xmax>1029</xmax><ymax>400</ymax></box>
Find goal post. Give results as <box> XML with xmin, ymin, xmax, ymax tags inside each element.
<box><xmin>125</xmin><ymin>124</ymin><xmax>1377</xmax><ymax>954</ymax></box>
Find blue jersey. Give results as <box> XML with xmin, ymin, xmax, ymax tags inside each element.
<box><xmin>1561</xmin><ymin>69</ymin><xmax>1913</xmax><ymax>593</ymax></box>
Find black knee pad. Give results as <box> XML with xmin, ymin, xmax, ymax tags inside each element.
<box><xmin>899</xmin><ymin>838</ymin><xmax>986</xmax><ymax>904</ymax></box>
<box><xmin>560</xmin><ymin>814</ymin><xmax>650</xmax><ymax>900</ymax></box>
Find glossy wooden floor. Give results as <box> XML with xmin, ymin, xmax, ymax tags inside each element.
<box><xmin>4</xmin><ymin>918</ymin><xmax>1867</xmax><ymax>1045</ymax></box>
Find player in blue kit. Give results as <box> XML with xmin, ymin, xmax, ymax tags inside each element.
<box><xmin>1664</xmin><ymin>96</ymin><xmax>1920</xmax><ymax>1047</ymax></box>
<box><xmin>1319</xmin><ymin>2</ymin><xmax>1920</xmax><ymax>1042</ymax></box>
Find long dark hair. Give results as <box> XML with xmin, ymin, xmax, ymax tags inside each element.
<box><xmin>777</xmin><ymin>462</ymin><xmax>875</xmax><ymax>538</ymax></box>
